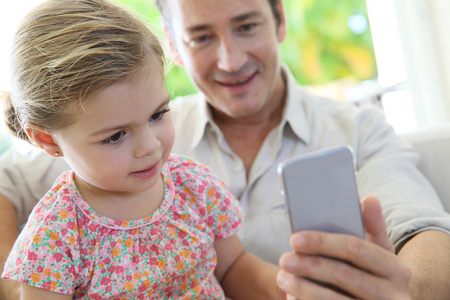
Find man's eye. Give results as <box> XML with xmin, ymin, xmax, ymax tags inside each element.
<box><xmin>239</xmin><ymin>23</ymin><xmax>256</xmax><ymax>32</ymax></box>
<box><xmin>188</xmin><ymin>35</ymin><xmax>212</xmax><ymax>47</ymax></box>
<box><xmin>150</xmin><ymin>109</ymin><xmax>170</xmax><ymax>121</ymax></box>
<box><xmin>237</xmin><ymin>23</ymin><xmax>258</xmax><ymax>34</ymax></box>
<box><xmin>103</xmin><ymin>131</ymin><xmax>125</xmax><ymax>145</ymax></box>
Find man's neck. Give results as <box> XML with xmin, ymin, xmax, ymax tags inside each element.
<box><xmin>212</xmin><ymin>73</ymin><xmax>287</xmax><ymax>174</ymax></box>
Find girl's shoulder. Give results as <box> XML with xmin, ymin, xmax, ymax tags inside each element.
<box><xmin>166</xmin><ymin>154</ymin><xmax>215</xmax><ymax>180</ymax></box>
<box><xmin>31</xmin><ymin>170</ymin><xmax>77</xmax><ymax>221</ymax></box>
<box><xmin>164</xmin><ymin>154</ymin><xmax>229</xmax><ymax>200</ymax></box>
<box><xmin>22</xmin><ymin>170</ymin><xmax>80</xmax><ymax>243</ymax></box>
<box><xmin>2</xmin><ymin>171</ymin><xmax>82</xmax><ymax>294</ymax></box>
<box><xmin>164</xmin><ymin>156</ymin><xmax>244</xmax><ymax>239</ymax></box>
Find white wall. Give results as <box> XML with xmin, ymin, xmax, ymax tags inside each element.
<box><xmin>393</xmin><ymin>0</ymin><xmax>450</xmax><ymax>129</ymax></box>
<box><xmin>0</xmin><ymin>1</ymin><xmax>45</xmax><ymax>91</ymax></box>
<box><xmin>0</xmin><ymin>1</ymin><xmax>46</xmax><ymax>153</ymax></box>
<box><xmin>365</xmin><ymin>0</ymin><xmax>450</xmax><ymax>132</ymax></box>
<box><xmin>432</xmin><ymin>0</ymin><xmax>450</xmax><ymax>117</ymax></box>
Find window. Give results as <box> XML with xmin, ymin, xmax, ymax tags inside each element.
<box><xmin>367</xmin><ymin>0</ymin><xmax>450</xmax><ymax>132</ymax></box>
<box><xmin>6</xmin><ymin>0</ymin><xmax>444</xmax><ymax>154</ymax></box>
<box><xmin>0</xmin><ymin>0</ymin><xmax>378</xmax><ymax>153</ymax></box>
<box><xmin>119</xmin><ymin>0</ymin><xmax>377</xmax><ymax>101</ymax></box>
<box><xmin>0</xmin><ymin>0</ymin><xmax>45</xmax><ymax>155</ymax></box>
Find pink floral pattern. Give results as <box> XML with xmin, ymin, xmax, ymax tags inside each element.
<box><xmin>2</xmin><ymin>155</ymin><xmax>244</xmax><ymax>299</ymax></box>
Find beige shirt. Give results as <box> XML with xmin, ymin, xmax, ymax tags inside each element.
<box><xmin>1</xmin><ymin>66</ymin><xmax>449</xmax><ymax>264</ymax></box>
<box><xmin>168</xmin><ymin>67</ymin><xmax>450</xmax><ymax>263</ymax></box>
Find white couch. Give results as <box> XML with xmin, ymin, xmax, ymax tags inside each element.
<box><xmin>401</xmin><ymin>124</ymin><xmax>450</xmax><ymax>213</ymax></box>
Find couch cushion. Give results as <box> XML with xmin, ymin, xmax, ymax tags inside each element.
<box><xmin>401</xmin><ymin>124</ymin><xmax>450</xmax><ymax>213</ymax></box>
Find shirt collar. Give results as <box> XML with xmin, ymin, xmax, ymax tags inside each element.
<box><xmin>189</xmin><ymin>93</ymin><xmax>212</xmax><ymax>149</ymax></box>
<box><xmin>188</xmin><ymin>64</ymin><xmax>311</xmax><ymax>149</ymax></box>
<box><xmin>280</xmin><ymin>64</ymin><xmax>311</xmax><ymax>145</ymax></box>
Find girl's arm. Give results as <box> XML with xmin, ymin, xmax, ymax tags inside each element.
<box><xmin>214</xmin><ymin>234</ymin><xmax>285</xmax><ymax>300</ymax></box>
<box><xmin>21</xmin><ymin>283</ymin><xmax>72</xmax><ymax>300</ymax></box>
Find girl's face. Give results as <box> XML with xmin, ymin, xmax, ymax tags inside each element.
<box><xmin>52</xmin><ymin>73</ymin><xmax>174</xmax><ymax>198</ymax></box>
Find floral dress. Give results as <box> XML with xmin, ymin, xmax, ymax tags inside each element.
<box><xmin>2</xmin><ymin>155</ymin><xmax>244</xmax><ymax>299</ymax></box>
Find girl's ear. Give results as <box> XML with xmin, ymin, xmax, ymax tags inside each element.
<box><xmin>24</xmin><ymin>124</ymin><xmax>63</xmax><ymax>157</ymax></box>
<box><xmin>163</xmin><ymin>25</ymin><xmax>183</xmax><ymax>66</ymax></box>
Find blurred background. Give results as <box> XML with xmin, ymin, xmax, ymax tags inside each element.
<box><xmin>1</xmin><ymin>0</ymin><xmax>449</xmax><ymax>154</ymax></box>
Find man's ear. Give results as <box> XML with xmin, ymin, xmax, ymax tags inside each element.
<box><xmin>163</xmin><ymin>25</ymin><xmax>183</xmax><ymax>66</ymax></box>
<box><xmin>276</xmin><ymin>0</ymin><xmax>287</xmax><ymax>43</ymax></box>
<box><xmin>24</xmin><ymin>124</ymin><xmax>62</xmax><ymax>157</ymax></box>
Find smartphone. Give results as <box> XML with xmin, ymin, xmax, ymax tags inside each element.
<box><xmin>278</xmin><ymin>146</ymin><xmax>365</xmax><ymax>239</ymax></box>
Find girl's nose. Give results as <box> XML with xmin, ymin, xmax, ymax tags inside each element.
<box><xmin>134</xmin><ymin>127</ymin><xmax>160</xmax><ymax>158</ymax></box>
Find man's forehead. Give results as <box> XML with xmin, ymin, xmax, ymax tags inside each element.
<box><xmin>167</xmin><ymin>0</ymin><xmax>271</xmax><ymax>28</ymax></box>
<box><xmin>186</xmin><ymin>12</ymin><xmax>263</xmax><ymax>33</ymax></box>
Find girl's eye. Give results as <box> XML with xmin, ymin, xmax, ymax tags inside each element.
<box><xmin>103</xmin><ymin>131</ymin><xmax>125</xmax><ymax>145</ymax></box>
<box><xmin>150</xmin><ymin>109</ymin><xmax>170</xmax><ymax>122</ymax></box>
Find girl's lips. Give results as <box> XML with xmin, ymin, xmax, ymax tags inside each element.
<box><xmin>131</xmin><ymin>161</ymin><xmax>159</xmax><ymax>179</ymax></box>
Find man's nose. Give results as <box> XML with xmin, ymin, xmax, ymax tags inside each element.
<box><xmin>134</xmin><ymin>127</ymin><xmax>160</xmax><ymax>158</ymax></box>
<box><xmin>216</xmin><ymin>34</ymin><xmax>247</xmax><ymax>72</ymax></box>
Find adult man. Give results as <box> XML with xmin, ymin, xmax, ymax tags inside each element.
<box><xmin>1</xmin><ymin>0</ymin><xmax>450</xmax><ymax>299</ymax></box>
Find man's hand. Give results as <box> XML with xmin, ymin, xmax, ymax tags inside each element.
<box><xmin>0</xmin><ymin>280</ymin><xmax>20</xmax><ymax>300</ymax></box>
<box><xmin>0</xmin><ymin>194</ymin><xmax>20</xmax><ymax>300</ymax></box>
<box><xmin>277</xmin><ymin>195</ymin><xmax>411</xmax><ymax>299</ymax></box>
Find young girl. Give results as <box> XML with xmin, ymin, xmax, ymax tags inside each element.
<box><xmin>1</xmin><ymin>0</ymin><xmax>283</xmax><ymax>299</ymax></box>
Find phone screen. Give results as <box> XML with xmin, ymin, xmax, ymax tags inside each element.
<box><xmin>278</xmin><ymin>146</ymin><xmax>365</xmax><ymax>239</ymax></box>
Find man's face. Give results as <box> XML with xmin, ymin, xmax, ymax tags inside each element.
<box><xmin>166</xmin><ymin>0</ymin><xmax>286</xmax><ymax>120</ymax></box>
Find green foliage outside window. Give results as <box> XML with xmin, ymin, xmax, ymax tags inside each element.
<box><xmin>284</xmin><ymin>0</ymin><xmax>376</xmax><ymax>85</ymax></box>
<box><xmin>119</xmin><ymin>0</ymin><xmax>376</xmax><ymax>99</ymax></box>
<box><xmin>0</xmin><ymin>0</ymin><xmax>376</xmax><ymax>156</ymax></box>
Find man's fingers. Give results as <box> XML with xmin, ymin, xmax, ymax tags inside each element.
<box><xmin>278</xmin><ymin>195</ymin><xmax>412</xmax><ymax>299</ymax></box>
<box><xmin>288</xmin><ymin>231</ymin><xmax>405</xmax><ymax>280</ymax></box>
<box><xmin>279</xmin><ymin>252</ymin><xmax>403</xmax><ymax>299</ymax></box>
<box><xmin>277</xmin><ymin>270</ymin><xmax>352</xmax><ymax>300</ymax></box>
<box><xmin>360</xmin><ymin>195</ymin><xmax>394</xmax><ymax>252</ymax></box>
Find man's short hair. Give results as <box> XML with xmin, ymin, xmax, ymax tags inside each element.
<box><xmin>155</xmin><ymin>0</ymin><xmax>281</xmax><ymax>38</ymax></box>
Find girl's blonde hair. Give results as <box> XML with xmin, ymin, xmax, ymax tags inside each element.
<box><xmin>3</xmin><ymin>0</ymin><xmax>165</xmax><ymax>142</ymax></box>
